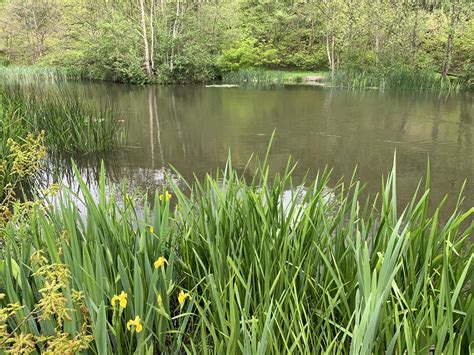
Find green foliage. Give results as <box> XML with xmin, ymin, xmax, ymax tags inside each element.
<box><xmin>0</xmin><ymin>131</ymin><xmax>46</xmax><ymax>215</ymax></box>
<box><xmin>49</xmin><ymin>15</ymin><xmax>150</xmax><ymax>84</ymax></box>
<box><xmin>1</xmin><ymin>152</ymin><xmax>473</xmax><ymax>353</ymax></box>
<box><xmin>0</xmin><ymin>85</ymin><xmax>124</xmax><ymax>153</ymax></box>
<box><xmin>218</xmin><ymin>37</ymin><xmax>280</xmax><ymax>71</ymax></box>
<box><xmin>0</xmin><ymin>66</ymin><xmax>77</xmax><ymax>82</ymax></box>
<box><xmin>332</xmin><ymin>69</ymin><xmax>463</xmax><ymax>92</ymax></box>
<box><xmin>1</xmin><ymin>1</ymin><xmax>471</xmax><ymax>87</ymax></box>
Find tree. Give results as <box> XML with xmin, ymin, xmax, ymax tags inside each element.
<box><xmin>0</xmin><ymin>0</ymin><xmax>60</xmax><ymax>62</ymax></box>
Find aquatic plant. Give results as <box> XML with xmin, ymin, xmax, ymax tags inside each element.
<box><xmin>332</xmin><ymin>69</ymin><xmax>464</xmax><ymax>92</ymax></box>
<box><xmin>0</xmin><ymin>66</ymin><xmax>79</xmax><ymax>83</ymax></box>
<box><xmin>0</xmin><ymin>153</ymin><xmax>473</xmax><ymax>353</ymax></box>
<box><xmin>222</xmin><ymin>69</ymin><xmax>285</xmax><ymax>87</ymax></box>
<box><xmin>0</xmin><ymin>85</ymin><xmax>124</xmax><ymax>154</ymax></box>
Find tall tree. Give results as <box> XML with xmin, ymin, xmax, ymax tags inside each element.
<box><xmin>139</xmin><ymin>0</ymin><xmax>152</xmax><ymax>77</ymax></box>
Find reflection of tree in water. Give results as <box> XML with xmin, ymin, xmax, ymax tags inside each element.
<box><xmin>459</xmin><ymin>95</ymin><xmax>472</xmax><ymax>148</ymax></box>
<box><xmin>27</xmin><ymin>83</ymin><xmax>474</xmax><ymax>222</ymax></box>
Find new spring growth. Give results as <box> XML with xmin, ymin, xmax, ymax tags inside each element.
<box><xmin>111</xmin><ymin>291</ymin><xmax>128</xmax><ymax>309</ymax></box>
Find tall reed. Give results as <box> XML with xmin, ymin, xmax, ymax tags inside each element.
<box><xmin>332</xmin><ymin>69</ymin><xmax>463</xmax><ymax>92</ymax></box>
<box><xmin>222</xmin><ymin>69</ymin><xmax>285</xmax><ymax>86</ymax></box>
<box><xmin>0</xmin><ymin>85</ymin><xmax>124</xmax><ymax>154</ymax></box>
<box><xmin>0</xmin><ymin>153</ymin><xmax>473</xmax><ymax>353</ymax></box>
<box><xmin>0</xmin><ymin>66</ymin><xmax>78</xmax><ymax>83</ymax></box>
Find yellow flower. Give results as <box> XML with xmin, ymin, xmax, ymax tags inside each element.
<box><xmin>157</xmin><ymin>294</ymin><xmax>163</xmax><ymax>306</ymax></box>
<box><xmin>159</xmin><ymin>191</ymin><xmax>172</xmax><ymax>201</ymax></box>
<box><xmin>178</xmin><ymin>290</ymin><xmax>191</xmax><ymax>305</ymax></box>
<box><xmin>111</xmin><ymin>291</ymin><xmax>127</xmax><ymax>309</ymax></box>
<box><xmin>149</xmin><ymin>226</ymin><xmax>154</xmax><ymax>234</ymax></box>
<box><xmin>127</xmin><ymin>315</ymin><xmax>143</xmax><ymax>333</ymax></box>
<box><xmin>154</xmin><ymin>256</ymin><xmax>168</xmax><ymax>269</ymax></box>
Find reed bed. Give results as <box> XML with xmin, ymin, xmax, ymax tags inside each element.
<box><xmin>0</xmin><ymin>66</ymin><xmax>79</xmax><ymax>83</ymax></box>
<box><xmin>222</xmin><ymin>70</ymin><xmax>285</xmax><ymax>86</ymax></box>
<box><xmin>332</xmin><ymin>70</ymin><xmax>464</xmax><ymax>92</ymax></box>
<box><xmin>0</xmin><ymin>151</ymin><xmax>472</xmax><ymax>353</ymax></box>
<box><xmin>0</xmin><ymin>85</ymin><xmax>123</xmax><ymax>154</ymax></box>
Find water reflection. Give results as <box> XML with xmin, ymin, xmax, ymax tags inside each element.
<box><xmin>29</xmin><ymin>83</ymin><xmax>474</xmax><ymax>218</ymax></box>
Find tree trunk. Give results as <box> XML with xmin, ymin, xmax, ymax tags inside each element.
<box><xmin>441</xmin><ymin>5</ymin><xmax>458</xmax><ymax>80</ymax></box>
<box><xmin>374</xmin><ymin>0</ymin><xmax>381</xmax><ymax>64</ymax></box>
<box><xmin>170</xmin><ymin>0</ymin><xmax>180</xmax><ymax>72</ymax></box>
<box><xmin>411</xmin><ymin>8</ymin><xmax>419</xmax><ymax>66</ymax></box>
<box><xmin>326</xmin><ymin>32</ymin><xmax>335</xmax><ymax>79</ymax></box>
<box><xmin>149</xmin><ymin>0</ymin><xmax>155</xmax><ymax>72</ymax></box>
<box><xmin>139</xmin><ymin>0</ymin><xmax>152</xmax><ymax>77</ymax></box>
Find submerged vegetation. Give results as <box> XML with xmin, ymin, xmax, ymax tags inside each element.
<box><xmin>0</xmin><ymin>150</ymin><xmax>473</xmax><ymax>353</ymax></box>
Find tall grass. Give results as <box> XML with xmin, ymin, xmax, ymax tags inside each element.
<box><xmin>222</xmin><ymin>69</ymin><xmax>285</xmax><ymax>87</ymax></box>
<box><xmin>0</xmin><ymin>66</ymin><xmax>79</xmax><ymax>83</ymax></box>
<box><xmin>0</xmin><ymin>85</ymin><xmax>124</xmax><ymax>154</ymax></box>
<box><xmin>0</xmin><ymin>150</ymin><xmax>473</xmax><ymax>353</ymax></box>
<box><xmin>332</xmin><ymin>69</ymin><xmax>464</xmax><ymax>92</ymax></box>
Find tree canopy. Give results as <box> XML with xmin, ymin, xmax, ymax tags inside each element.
<box><xmin>0</xmin><ymin>0</ymin><xmax>472</xmax><ymax>84</ymax></box>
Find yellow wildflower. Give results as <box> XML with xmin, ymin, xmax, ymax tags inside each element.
<box><xmin>157</xmin><ymin>294</ymin><xmax>163</xmax><ymax>306</ymax></box>
<box><xmin>178</xmin><ymin>290</ymin><xmax>191</xmax><ymax>305</ymax></box>
<box><xmin>149</xmin><ymin>226</ymin><xmax>154</xmax><ymax>234</ymax></box>
<box><xmin>159</xmin><ymin>191</ymin><xmax>172</xmax><ymax>201</ymax></box>
<box><xmin>111</xmin><ymin>291</ymin><xmax>128</xmax><ymax>309</ymax></box>
<box><xmin>154</xmin><ymin>256</ymin><xmax>168</xmax><ymax>269</ymax></box>
<box><xmin>127</xmin><ymin>315</ymin><xmax>143</xmax><ymax>333</ymax></box>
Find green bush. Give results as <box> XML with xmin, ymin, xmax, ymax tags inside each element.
<box><xmin>218</xmin><ymin>37</ymin><xmax>280</xmax><ymax>72</ymax></box>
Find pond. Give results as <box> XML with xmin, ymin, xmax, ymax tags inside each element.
<box><xmin>38</xmin><ymin>83</ymin><xmax>473</xmax><ymax>216</ymax></box>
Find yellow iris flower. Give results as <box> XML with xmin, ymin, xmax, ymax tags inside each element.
<box><xmin>154</xmin><ymin>256</ymin><xmax>168</xmax><ymax>269</ymax></box>
<box><xmin>159</xmin><ymin>191</ymin><xmax>172</xmax><ymax>201</ymax></box>
<box><xmin>149</xmin><ymin>226</ymin><xmax>154</xmax><ymax>234</ymax></box>
<box><xmin>127</xmin><ymin>315</ymin><xmax>143</xmax><ymax>333</ymax></box>
<box><xmin>111</xmin><ymin>291</ymin><xmax>127</xmax><ymax>309</ymax></box>
<box><xmin>178</xmin><ymin>290</ymin><xmax>191</xmax><ymax>305</ymax></box>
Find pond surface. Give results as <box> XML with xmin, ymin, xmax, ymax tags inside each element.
<box><xmin>44</xmin><ymin>83</ymin><xmax>474</xmax><ymax>216</ymax></box>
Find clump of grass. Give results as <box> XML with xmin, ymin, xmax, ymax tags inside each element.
<box><xmin>0</xmin><ymin>66</ymin><xmax>78</xmax><ymax>82</ymax></box>
<box><xmin>332</xmin><ymin>69</ymin><xmax>463</xmax><ymax>92</ymax></box>
<box><xmin>0</xmin><ymin>85</ymin><xmax>124</xmax><ymax>154</ymax></box>
<box><xmin>222</xmin><ymin>69</ymin><xmax>285</xmax><ymax>86</ymax></box>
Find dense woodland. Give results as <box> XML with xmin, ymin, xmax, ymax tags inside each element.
<box><xmin>0</xmin><ymin>0</ymin><xmax>472</xmax><ymax>85</ymax></box>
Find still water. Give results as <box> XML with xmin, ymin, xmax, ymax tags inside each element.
<box><xmin>47</xmin><ymin>83</ymin><xmax>473</xmax><ymax>215</ymax></box>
